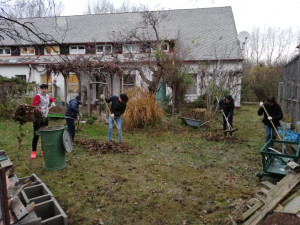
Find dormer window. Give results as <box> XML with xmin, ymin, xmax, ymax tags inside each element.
<box><xmin>122</xmin><ymin>44</ymin><xmax>140</xmax><ymax>53</ymax></box>
<box><xmin>96</xmin><ymin>45</ymin><xmax>112</xmax><ymax>54</ymax></box>
<box><xmin>0</xmin><ymin>47</ymin><xmax>11</xmax><ymax>56</ymax></box>
<box><xmin>20</xmin><ymin>47</ymin><xmax>35</xmax><ymax>55</ymax></box>
<box><xmin>45</xmin><ymin>46</ymin><xmax>60</xmax><ymax>55</ymax></box>
<box><xmin>69</xmin><ymin>45</ymin><xmax>86</xmax><ymax>54</ymax></box>
<box><xmin>161</xmin><ymin>41</ymin><xmax>169</xmax><ymax>52</ymax></box>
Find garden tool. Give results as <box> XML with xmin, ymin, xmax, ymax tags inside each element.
<box><xmin>261</xmin><ymin>104</ymin><xmax>282</xmax><ymax>140</ymax></box>
<box><xmin>102</xmin><ymin>95</ymin><xmax>122</xmax><ymax>139</ymax></box>
<box><xmin>215</xmin><ymin>96</ymin><xmax>238</xmax><ymax>133</ymax></box>
<box><xmin>220</xmin><ymin>110</ymin><xmax>238</xmax><ymax>133</ymax></box>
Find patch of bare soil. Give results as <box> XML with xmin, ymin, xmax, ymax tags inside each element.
<box><xmin>201</xmin><ymin>132</ymin><xmax>241</xmax><ymax>143</ymax></box>
<box><xmin>75</xmin><ymin>139</ymin><xmax>132</xmax><ymax>154</ymax></box>
<box><xmin>259</xmin><ymin>212</ymin><xmax>300</xmax><ymax>225</ymax></box>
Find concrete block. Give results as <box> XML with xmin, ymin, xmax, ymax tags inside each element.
<box><xmin>15</xmin><ymin>211</ymin><xmax>42</xmax><ymax>225</ymax></box>
<box><xmin>21</xmin><ymin>183</ymin><xmax>54</xmax><ymax>205</ymax></box>
<box><xmin>18</xmin><ymin>173</ymin><xmax>42</xmax><ymax>186</ymax></box>
<box><xmin>34</xmin><ymin>199</ymin><xmax>67</xmax><ymax>225</ymax></box>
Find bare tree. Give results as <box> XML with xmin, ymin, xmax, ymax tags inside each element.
<box><xmin>197</xmin><ymin>45</ymin><xmax>242</xmax><ymax>116</ymax></box>
<box><xmin>1</xmin><ymin>0</ymin><xmax>63</xmax><ymax>18</ymax></box>
<box><xmin>84</xmin><ymin>0</ymin><xmax>147</xmax><ymax>14</ymax></box>
<box><xmin>241</xmin><ymin>26</ymin><xmax>299</xmax><ymax>101</ymax></box>
<box><xmin>109</xmin><ymin>10</ymin><xmax>194</xmax><ymax>113</ymax></box>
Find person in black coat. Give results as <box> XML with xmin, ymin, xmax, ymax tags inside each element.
<box><xmin>65</xmin><ymin>95</ymin><xmax>81</xmax><ymax>140</ymax></box>
<box><xmin>101</xmin><ymin>93</ymin><xmax>129</xmax><ymax>143</ymax></box>
<box><xmin>219</xmin><ymin>95</ymin><xmax>235</xmax><ymax>136</ymax></box>
<box><xmin>258</xmin><ymin>96</ymin><xmax>283</xmax><ymax>142</ymax></box>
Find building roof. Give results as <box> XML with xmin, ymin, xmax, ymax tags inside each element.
<box><xmin>0</xmin><ymin>7</ymin><xmax>243</xmax><ymax>61</ymax></box>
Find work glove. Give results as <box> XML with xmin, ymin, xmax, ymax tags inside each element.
<box><xmin>259</xmin><ymin>102</ymin><xmax>264</xmax><ymax>107</ymax></box>
<box><xmin>110</xmin><ymin>114</ymin><xmax>114</xmax><ymax>119</ymax></box>
<box><xmin>51</xmin><ymin>102</ymin><xmax>56</xmax><ymax>107</ymax></box>
<box><xmin>100</xmin><ymin>94</ymin><xmax>105</xmax><ymax>99</ymax></box>
<box><xmin>268</xmin><ymin>116</ymin><xmax>272</xmax><ymax>120</ymax></box>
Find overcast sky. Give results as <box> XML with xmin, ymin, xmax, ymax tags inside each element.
<box><xmin>61</xmin><ymin>0</ymin><xmax>300</xmax><ymax>33</ymax></box>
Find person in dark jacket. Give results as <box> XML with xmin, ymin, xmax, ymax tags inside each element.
<box><xmin>219</xmin><ymin>95</ymin><xmax>235</xmax><ymax>136</ymax></box>
<box><xmin>101</xmin><ymin>93</ymin><xmax>129</xmax><ymax>143</ymax></box>
<box><xmin>258</xmin><ymin>96</ymin><xmax>283</xmax><ymax>142</ymax></box>
<box><xmin>65</xmin><ymin>95</ymin><xmax>81</xmax><ymax>140</ymax></box>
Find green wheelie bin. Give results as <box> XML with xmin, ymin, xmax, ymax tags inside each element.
<box><xmin>36</xmin><ymin>126</ymin><xmax>72</xmax><ymax>171</ymax></box>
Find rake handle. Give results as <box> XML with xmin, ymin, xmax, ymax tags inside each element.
<box><xmin>215</xmin><ymin>96</ymin><xmax>233</xmax><ymax>130</ymax></box>
<box><xmin>261</xmin><ymin>104</ymin><xmax>282</xmax><ymax>141</ymax></box>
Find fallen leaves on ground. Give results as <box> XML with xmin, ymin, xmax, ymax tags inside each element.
<box><xmin>201</xmin><ymin>132</ymin><xmax>241</xmax><ymax>143</ymax></box>
<box><xmin>75</xmin><ymin>139</ymin><xmax>132</xmax><ymax>154</ymax></box>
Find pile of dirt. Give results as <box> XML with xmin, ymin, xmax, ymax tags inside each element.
<box><xmin>259</xmin><ymin>212</ymin><xmax>300</xmax><ymax>225</ymax></box>
<box><xmin>201</xmin><ymin>132</ymin><xmax>240</xmax><ymax>143</ymax></box>
<box><xmin>75</xmin><ymin>139</ymin><xmax>132</xmax><ymax>154</ymax></box>
<box><xmin>13</xmin><ymin>104</ymin><xmax>42</xmax><ymax>125</ymax></box>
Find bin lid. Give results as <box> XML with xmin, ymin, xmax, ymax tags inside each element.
<box><xmin>63</xmin><ymin>129</ymin><xmax>73</xmax><ymax>153</ymax></box>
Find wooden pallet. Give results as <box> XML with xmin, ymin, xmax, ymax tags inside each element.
<box><xmin>229</xmin><ymin>172</ymin><xmax>300</xmax><ymax>225</ymax></box>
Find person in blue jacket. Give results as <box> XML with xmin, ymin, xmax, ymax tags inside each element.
<box><xmin>218</xmin><ymin>95</ymin><xmax>235</xmax><ymax>136</ymax></box>
<box><xmin>65</xmin><ymin>95</ymin><xmax>81</xmax><ymax>140</ymax></box>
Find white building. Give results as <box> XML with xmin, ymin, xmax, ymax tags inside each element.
<box><xmin>0</xmin><ymin>7</ymin><xmax>243</xmax><ymax>106</ymax></box>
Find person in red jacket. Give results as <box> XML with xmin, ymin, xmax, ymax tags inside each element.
<box><xmin>31</xmin><ymin>84</ymin><xmax>55</xmax><ymax>159</ymax></box>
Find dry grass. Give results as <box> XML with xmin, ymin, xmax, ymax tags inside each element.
<box><xmin>123</xmin><ymin>88</ymin><xmax>163</xmax><ymax>130</ymax></box>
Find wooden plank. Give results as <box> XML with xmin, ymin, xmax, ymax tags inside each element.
<box><xmin>242</xmin><ymin>200</ymin><xmax>264</xmax><ymax>221</ymax></box>
<box><xmin>261</xmin><ymin>181</ymin><xmax>275</xmax><ymax>189</ymax></box>
<box><xmin>243</xmin><ymin>173</ymin><xmax>300</xmax><ymax>225</ymax></box>
<box><xmin>228</xmin><ymin>214</ymin><xmax>237</xmax><ymax>225</ymax></box>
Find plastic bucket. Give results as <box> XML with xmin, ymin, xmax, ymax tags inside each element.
<box><xmin>36</xmin><ymin>126</ymin><xmax>67</xmax><ymax>171</ymax></box>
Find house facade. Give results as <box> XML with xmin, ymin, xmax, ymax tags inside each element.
<box><xmin>0</xmin><ymin>7</ymin><xmax>243</xmax><ymax>106</ymax></box>
<box><xmin>278</xmin><ymin>44</ymin><xmax>300</xmax><ymax>126</ymax></box>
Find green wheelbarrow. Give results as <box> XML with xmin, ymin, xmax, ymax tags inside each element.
<box><xmin>255</xmin><ymin>139</ymin><xmax>300</xmax><ymax>178</ymax></box>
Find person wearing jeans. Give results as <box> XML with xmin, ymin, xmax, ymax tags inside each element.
<box><xmin>108</xmin><ymin>117</ymin><xmax>122</xmax><ymax>143</ymax></box>
<box><xmin>102</xmin><ymin>93</ymin><xmax>129</xmax><ymax>143</ymax></box>
<box><xmin>258</xmin><ymin>96</ymin><xmax>283</xmax><ymax>143</ymax></box>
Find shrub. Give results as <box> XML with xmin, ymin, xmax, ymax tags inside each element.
<box><xmin>123</xmin><ymin>88</ymin><xmax>163</xmax><ymax>130</ymax></box>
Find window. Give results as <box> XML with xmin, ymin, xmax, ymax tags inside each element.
<box><xmin>122</xmin><ymin>73</ymin><xmax>136</xmax><ymax>91</ymax></box>
<box><xmin>161</xmin><ymin>41</ymin><xmax>169</xmax><ymax>52</ymax></box>
<box><xmin>122</xmin><ymin>44</ymin><xmax>140</xmax><ymax>53</ymax></box>
<box><xmin>68</xmin><ymin>74</ymin><xmax>80</xmax><ymax>93</ymax></box>
<box><xmin>15</xmin><ymin>75</ymin><xmax>26</xmax><ymax>81</ymax></box>
<box><xmin>0</xmin><ymin>47</ymin><xmax>11</xmax><ymax>56</ymax></box>
<box><xmin>44</xmin><ymin>46</ymin><xmax>60</xmax><ymax>55</ymax></box>
<box><xmin>186</xmin><ymin>74</ymin><xmax>197</xmax><ymax>95</ymax></box>
<box><xmin>96</xmin><ymin>45</ymin><xmax>112</xmax><ymax>54</ymax></box>
<box><xmin>69</xmin><ymin>45</ymin><xmax>86</xmax><ymax>54</ymax></box>
<box><xmin>40</xmin><ymin>74</ymin><xmax>52</xmax><ymax>92</ymax></box>
<box><xmin>151</xmin><ymin>41</ymin><xmax>170</xmax><ymax>52</ymax></box>
<box><xmin>20</xmin><ymin>47</ymin><xmax>35</xmax><ymax>55</ymax></box>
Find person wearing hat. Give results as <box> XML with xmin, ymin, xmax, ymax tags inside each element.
<box><xmin>101</xmin><ymin>93</ymin><xmax>129</xmax><ymax>143</ymax></box>
<box><xmin>31</xmin><ymin>83</ymin><xmax>56</xmax><ymax>159</ymax></box>
<box><xmin>65</xmin><ymin>95</ymin><xmax>82</xmax><ymax>141</ymax></box>
<box><xmin>218</xmin><ymin>95</ymin><xmax>235</xmax><ymax>136</ymax></box>
<box><xmin>258</xmin><ymin>96</ymin><xmax>283</xmax><ymax>142</ymax></box>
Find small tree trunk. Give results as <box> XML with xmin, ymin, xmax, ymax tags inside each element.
<box><xmin>172</xmin><ymin>86</ymin><xmax>176</xmax><ymax>114</ymax></box>
<box><xmin>64</xmin><ymin>76</ymin><xmax>68</xmax><ymax>105</ymax></box>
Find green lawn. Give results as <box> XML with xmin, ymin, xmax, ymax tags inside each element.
<box><xmin>0</xmin><ymin>104</ymin><xmax>266</xmax><ymax>225</ymax></box>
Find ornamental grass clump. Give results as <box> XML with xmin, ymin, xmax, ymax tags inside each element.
<box><xmin>123</xmin><ymin>88</ymin><xmax>163</xmax><ymax>130</ymax></box>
